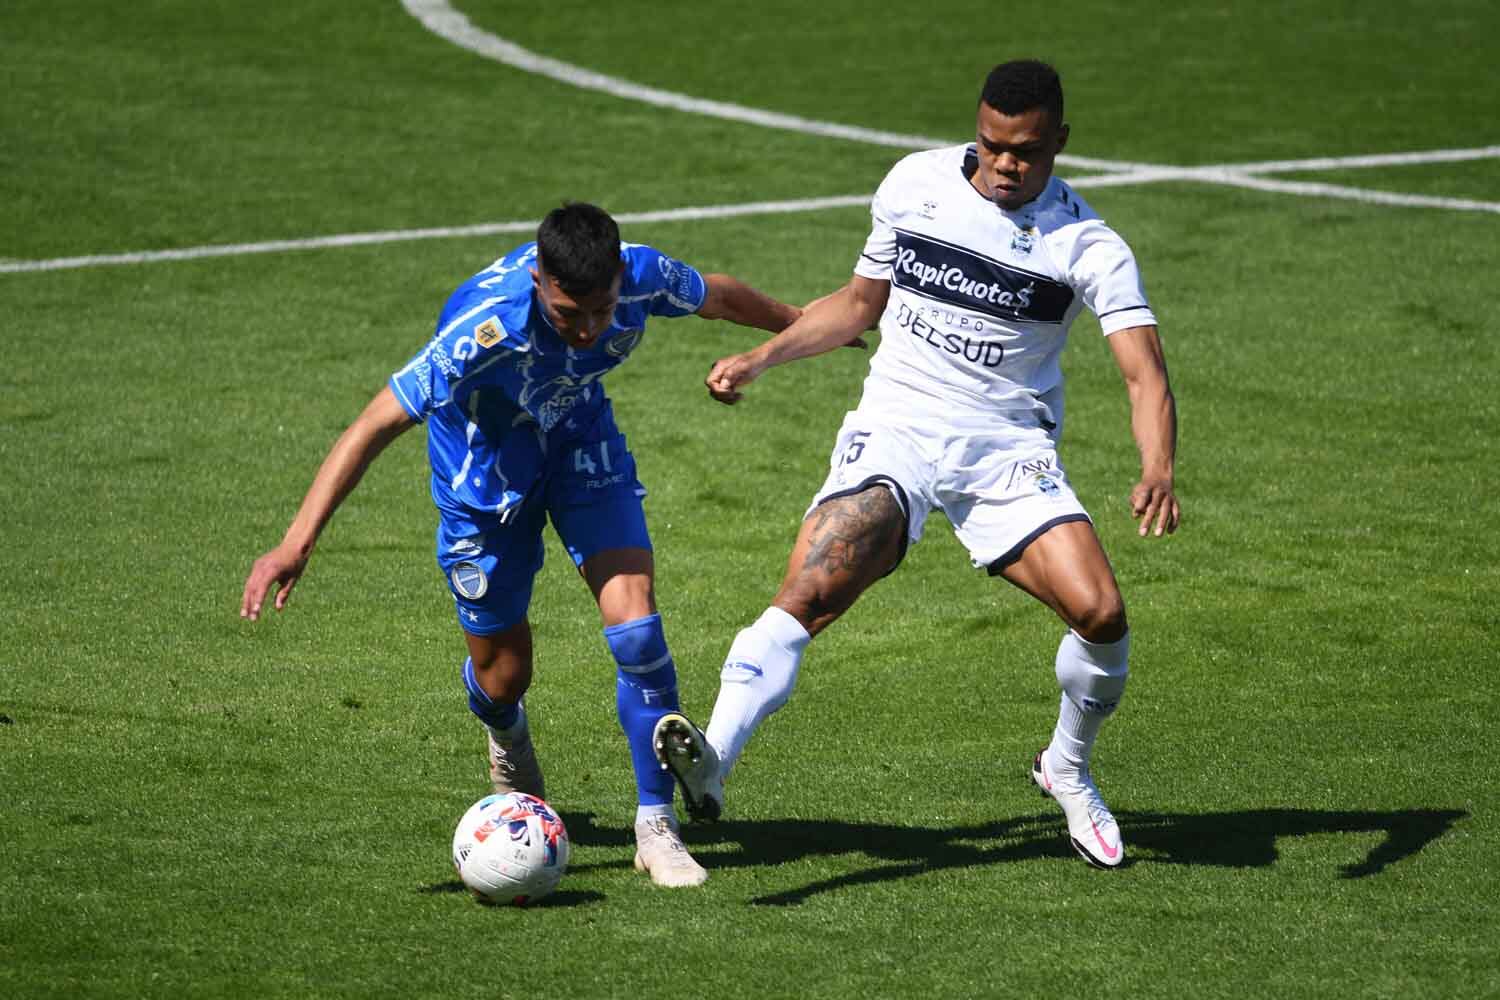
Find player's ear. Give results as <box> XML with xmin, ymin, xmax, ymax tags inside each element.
<box><xmin>1055</xmin><ymin>122</ymin><xmax>1070</xmax><ymax>153</ymax></box>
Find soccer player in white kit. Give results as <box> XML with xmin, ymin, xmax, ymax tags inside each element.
<box><xmin>655</xmin><ymin>60</ymin><xmax>1179</xmax><ymax>869</ymax></box>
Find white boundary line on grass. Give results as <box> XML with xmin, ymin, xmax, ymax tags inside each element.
<box><xmin>0</xmin><ymin>196</ymin><xmax>871</xmax><ymax>273</ymax></box>
<box><xmin>400</xmin><ymin>0</ymin><xmax>1500</xmax><ymax>215</ymax></box>
<box><xmin>3</xmin><ymin>4</ymin><xmax>1495</xmax><ymax>276</ymax></box>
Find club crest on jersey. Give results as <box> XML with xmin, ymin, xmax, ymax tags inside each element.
<box><xmin>451</xmin><ymin>561</ymin><xmax>489</xmax><ymax>600</ymax></box>
<box><xmin>604</xmin><ymin>328</ymin><xmax>644</xmax><ymax>357</ymax></box>
<box><xmin>1010</xmin><ymin>227</ymin><xmax>1036</xmax><ymax>255</ymax></box>
<box><xmin>918</xmin><ymin>199</ymin><xmax>939</xmax><ymax>219</ymax></box>
<box><xmin>474</xmin><ymin>317</ymin><xmax>504</xmax><ymax>349</ymax></box>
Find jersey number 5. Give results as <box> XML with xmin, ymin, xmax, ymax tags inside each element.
<box><xmin>840</xmin><ymin>431</ymin><xmax>871</xmax><ymax>467</ymax></box>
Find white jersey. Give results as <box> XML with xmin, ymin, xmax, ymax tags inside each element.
<box><xmin>853</xmin><ymin>144</ymin><xmax>1156</xmax><ymax>424</ymax></box>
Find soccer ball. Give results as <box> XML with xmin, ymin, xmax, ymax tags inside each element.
<box><xmin>451</xmin><ymin>792</ymin><xmax>570</xmax><ymax>905</ymax></box>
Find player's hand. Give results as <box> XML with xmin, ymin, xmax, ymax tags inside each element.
<box><xmin>1130</xmin><ymin>479</ymin><xmax>1180</xmax><ymax>537</ymax></box>
<box><xmin>706</xmin><ymin>352</ymin><xmax>766</xmax><ymax>405</ymax></box>
<box><xmin>240</xmin><ymin>543</ymin><xmax>309</xmax><ymax>620</ymax></box>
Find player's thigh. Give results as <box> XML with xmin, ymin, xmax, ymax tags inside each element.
<box><xmin>999</xmin><ymin>519</ymin><xmax>1126</xmax><ymax>642</ymax></box>
<box><xmin>436</xmin><ymin>507</ymin><xmax>546</xmax><ymax>638</ymax></box>
<box><xmin>546</xmin><ymin>435</ymin><xmax>656</xmax><ymax>626</ymax></box>
<box><xmin>778</xmin><ymin>486</ymin><xmax>907</xmax><ymax>636</ymax></box>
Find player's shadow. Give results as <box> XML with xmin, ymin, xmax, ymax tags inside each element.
<box><xmin>672</xmin><ymin>806</ymin><xmax>1468</xmax><ymax>906</ymax></box>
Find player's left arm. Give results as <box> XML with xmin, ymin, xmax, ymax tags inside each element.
<box><xmin>697</xmin><ymin>273</ymin><xmax>801</xmax><ymax>333</ymax></box>
<box><xmin>1107</xmin><ymin>324</ymin><xmax>1180</xmax><ymax>537</ymax></box>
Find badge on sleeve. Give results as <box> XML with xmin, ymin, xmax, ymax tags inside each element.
<box><xmin>473</xmin><ymin>317</ymin><xmax>504</xmax><ymax>349</ymax></box>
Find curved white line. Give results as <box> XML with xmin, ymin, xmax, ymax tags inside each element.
<box><xmin>398</xmin><ymin>0</ymin><xmax>1152</xmax><ymax>173</ymax></box>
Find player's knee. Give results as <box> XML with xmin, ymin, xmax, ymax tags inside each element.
<box><xmin>772</xmin><ymin>581</ymin><xmax>848</xmax><ymax>639</ymax></box>
<box><xmin>1068</xmin><ymin>591</ymin><xmax>1127</xmax><ymax>644</ymax></box>
<box><xmin>468</xmin><ymin>638</ymin><xmax>533</xmax><ymax>702</ymax></box>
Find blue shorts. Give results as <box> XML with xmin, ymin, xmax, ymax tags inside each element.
<box><xmin>435</xmin><ymin>432</ymin><xmax>651</xmax><ymax>635</ymax></box>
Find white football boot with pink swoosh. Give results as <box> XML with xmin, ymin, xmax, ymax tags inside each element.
<box><xmin>1032</xmin><ymin>748</ymin><xmax>1125</xmax><ymax>869</ymax></box>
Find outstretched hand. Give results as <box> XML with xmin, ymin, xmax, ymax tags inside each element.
<box><xmin>705</xmin><ymin>352</ymin><xmax>766</xmax><ymax>405</ymax></box>
<box><xmin>240</xmin><ymin>544</ymin><xmax>309</xmax><ymax>620</ymax></box>
<box><xmin>1130</xmin><ymin>479</ymin><xmax>1180</xmax><ymax>537</ymax></box>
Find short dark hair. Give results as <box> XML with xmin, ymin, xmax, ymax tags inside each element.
<box><xmin>536</xmin><ymin>202</ymin><xmax>622</xmax><ymax>295</ymax></box>
<box><xmin>979</xmin><ymin>60</ymin><xmax>1064</xmax><ymax>123</ymax></box>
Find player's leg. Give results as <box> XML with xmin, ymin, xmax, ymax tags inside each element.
<box><xmin>437</xmin><ymin>507</ymin><xmax>548</xmax><ymax>798</ymax></box>
<box><xmin>998</xmin><ymin>520</ymin><xmax>1130</xmax><ymax>868</ymax></box>
<box><xmin>551</xmin><ymin>436</ymin><xmax>706</xmax><ymax>887</ymax></box>
<box><xmin>709</xmin><ymin>485</ymin><xmax>906</xmax><ymax>762</ymax></box>
<box><xmin>661</xmin><ymin>418</ymin><xmax>927</xmax><ymax>821</ymax></box>
<box><xmin>463</xmin><ymin>621</ymin><xmax>546</xmax><ymax>798</ymax></box>
<box><xmin>656</xmin><ymin>489</ymin><xmax>905</xmax><ymax>822</ymax></box>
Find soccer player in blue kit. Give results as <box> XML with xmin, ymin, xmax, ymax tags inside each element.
<box><xmin>240</xmin><ymin>203</ymin><xmax>801</xmax><ymax>887</ymax></box>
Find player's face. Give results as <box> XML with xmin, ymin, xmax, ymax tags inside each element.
<box><xmin>532</xmin><ymin>265</ymin><xmax>622</xmax><ymax>350</ymax></box>
<box><xmin>970</xmin><ymin>103</ymin><xmax>1069</xmax><ymax>211</ymax></box>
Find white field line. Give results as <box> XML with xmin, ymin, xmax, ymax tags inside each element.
<box><xmin>4</xmin><ymin>7</ymin><xmax>1496</xmax><ymax>275</ymax></box>
<box><xmin>398</xmin><ymin>0</ymin><xmax>1155</xmax><ymax>174</ymax></box>
<box><xmin>1074</xmin><ymin>165</ymin><xmax>1500</xmax><ymax>213</ymax></box>
<box><xmin>0</xmin><ymin>196</ymin><xmax>872</xmax><ymax>274</ymax></box>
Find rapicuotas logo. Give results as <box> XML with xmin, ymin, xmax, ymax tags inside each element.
<box><xmin>895</xmin><ymin>247</ymin><xmax>1036</xmax><ymax>310</ymax></box>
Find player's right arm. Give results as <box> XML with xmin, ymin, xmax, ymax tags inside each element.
<box><xmin>240</xmin><ymin>385</ymin><xmax>416</xmax><ymax>620</ymax></box>
<box><xmin>705</xmin><ymin>275</ymin><xmax>888</xmax><ymax>404</ymax></box>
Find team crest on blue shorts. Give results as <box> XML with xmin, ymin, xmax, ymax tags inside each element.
<box><xmin>450</xmin><ymin>561</ymin><xmax>489</xmax><ymax>600</ymax></box>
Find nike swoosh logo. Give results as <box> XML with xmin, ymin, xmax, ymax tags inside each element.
<box><xmin>1091</xmin><ymin>819</ymin><xmax>1120</xmax><ymax>860</ymax></box>
<box><xmin>726</xmin><ymin>660</ymin><xmax>763</xmax><ymax>678</ymax></box>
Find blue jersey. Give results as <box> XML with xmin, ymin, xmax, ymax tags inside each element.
<box><xmin>389</xmin><ymin>241</ymin><xmax>707</xmax><ymax>529</ymax></box>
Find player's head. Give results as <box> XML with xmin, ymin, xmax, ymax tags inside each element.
<box><xmin>533</xmin><ymin>202</ymin><xmax>624</xmax><ymax>350</ymax></box>
<box><xmin>971</xmin><ymin>59</ymin><xmax>1069</xmax><ymax>211</ymax></box>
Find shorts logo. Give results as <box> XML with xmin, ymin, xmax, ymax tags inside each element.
<box><xmin>451</xmin><ymin>561</ymin><xmax>489</xmax><ymax>600</ymax></box>
<box><xmin>448</xmin><ymin>536</ymin><xmax>484</xmax><ymax>558</ymax></box>
<box><xmin>1034</xmin><ymin>473</ymin><xmax>1061</xmax><ymax>498</ymax></box>
<box><xmin>473</xmin><ymin>317</ymin><xmax>504</xmax><ymax>349</ymax></box>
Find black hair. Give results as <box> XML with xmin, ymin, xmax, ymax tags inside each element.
<box><xmin>979</xmin><ymin>60</ymin><xmax>1064</xmax><ymax>123</ymax></box>
<box><xmin>535</xmin><ymin>202</ymin><xmax>622</xmax><ymax>295</ymax></box>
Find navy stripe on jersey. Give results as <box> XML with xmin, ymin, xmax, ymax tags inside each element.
<box><xmin>891</xmin><ymin>229</ymin><xmax>1073</xmax><ymax>324</ymax></box>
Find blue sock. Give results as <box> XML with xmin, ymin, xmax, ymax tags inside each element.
<box><xmin>462</xmin><ymin>657</ymin><xmax>520</xmax><ymax>732</ymax></box>
<box><xmin>605</xmin><ymin>614</ymin><xmax>680</xmax><ymax>806</ymax></box>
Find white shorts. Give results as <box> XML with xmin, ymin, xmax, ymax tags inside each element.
<box><xmin>808</xmin><ymin>409</ymin><xmax>1091</xmax><ymax>574</ymax></box>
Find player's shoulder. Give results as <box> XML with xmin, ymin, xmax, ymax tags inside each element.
<box><xmin>619</xmin><ymin>242</ymin><xmax>679</xmax><ymax>289</ymax></box>
<box><xmin>619</xmin><ymin>241</ymin><xmax>705</xmax><ymax>311</ymax></box>
<box><xmin>880</xmin><ymin>143</ymin><xmax>970</xmax><ymax>189</ymax></box>
<box><xmin>1030</xmin><ymin>178</ymin><xmax>1106</xmax><ymax>230</ymax></box>
<box><xmin>436</xmin><ymin>244</ymin><xmax>536</xmax><ymax>349</ymax></box>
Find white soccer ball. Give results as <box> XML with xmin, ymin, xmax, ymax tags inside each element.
<box><xmin>451</xmin><ymin>792</ymin><xmax>570</xmax><ymax>905</ymax></box>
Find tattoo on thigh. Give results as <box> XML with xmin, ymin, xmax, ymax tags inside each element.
<box><xmin>804</xmin><ymin>489</ymin><xmax>905</xmax><ymax>577</ymax></box>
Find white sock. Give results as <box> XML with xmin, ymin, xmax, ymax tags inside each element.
<box><xmin>705</xmin><ymin>606</ymin><xmax>811</xmax><ymax>778</ymax></box>
<box><xmin>635</xmin><ymin>803</ymin><xmax>675</xmax><ymax>826</ymax></box>
<box><xmin>1045</xmin><ymin>630</ymin><xmax>1129</xmax><ymax>782</ymax></box>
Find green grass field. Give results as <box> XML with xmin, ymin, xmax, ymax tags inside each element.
<box><xmin>3</xmin><ymin>1</ymin><xmax>1498</xmax><ymax>997</ymax></box>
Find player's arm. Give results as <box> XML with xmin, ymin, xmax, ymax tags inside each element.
<box><xmin>1107</xmin><ymin>325</ymin><xmax>1180</xmax><ymax>537</ymax></box>
<box><xmin>706</xmin><ymin>275</ymin><xmax>889</xmax><ymax>404</ymax></box>
<box><xmin>697</xmin><ymin>273</ymin><xmax>802</xmax><ymax>333</ymax></box>
<box><xmin>240</xmin><ymin>385</ymin><xmax>417</xmax><ymax>620</ymax></box>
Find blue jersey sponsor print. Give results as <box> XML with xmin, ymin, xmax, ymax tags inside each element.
<box><xmin>388</xmin><ymin>241</ymin><xmax>706</xmax><ymax>532</ymax></box>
